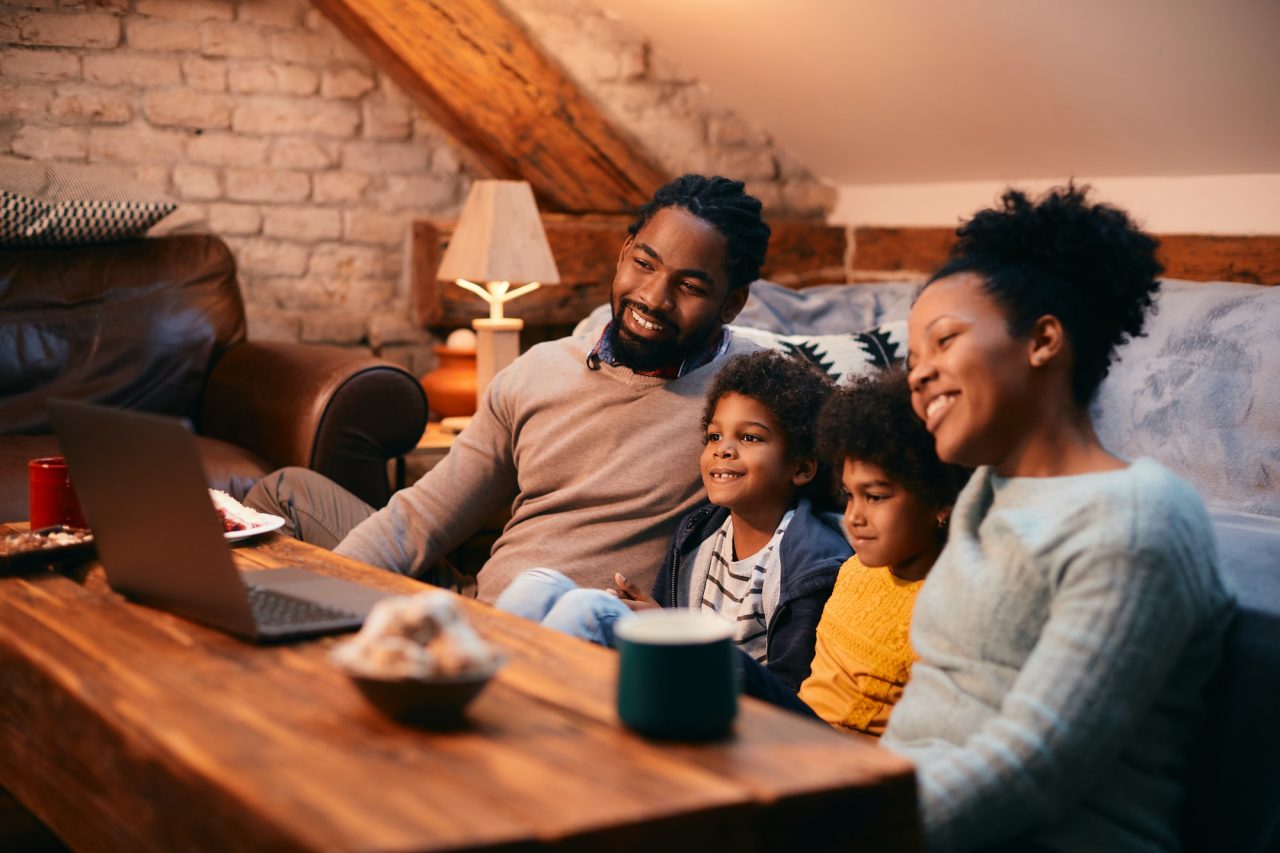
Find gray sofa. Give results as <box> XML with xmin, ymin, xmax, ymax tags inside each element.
<box><xmin>582</xmin><ymin>277</ymin><xmax>1280</xmax><ymax>851</ymax></box>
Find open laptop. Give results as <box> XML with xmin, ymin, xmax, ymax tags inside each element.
<box><xmin>48</xmin><ymin>399</ymin><xmax>395</xmax><ymax>642</ymax></box>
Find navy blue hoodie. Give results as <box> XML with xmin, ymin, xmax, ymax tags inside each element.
<box><xmin>651</xmin><ymin>496</ymin><xmax>850</xmax><ymax>692</ymax></box>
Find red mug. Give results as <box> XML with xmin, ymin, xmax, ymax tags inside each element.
<box><xmin>28</xmin><ymin>457</ymin><xmax>87</xmax><ymax>530</ymax></box>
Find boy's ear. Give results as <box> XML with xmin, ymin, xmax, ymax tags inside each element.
<box><xmin>791</xmin><ymin>457</ymin><xmax>817</xmax><ymax>487</ymax></box>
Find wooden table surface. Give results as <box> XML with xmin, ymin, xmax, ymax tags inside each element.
<box><xmin>0</xmin><ymin>526</ymin><xmax>919</xmax><ymax>852</ymax></box>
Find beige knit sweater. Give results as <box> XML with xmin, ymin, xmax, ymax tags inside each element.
<box><xmin>336</xmin><ymin>330</ymin><xmax>760</xmax><ymax>603</ymax></box>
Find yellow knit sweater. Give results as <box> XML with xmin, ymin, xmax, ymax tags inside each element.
<box><xmin>798</xmin><ymin>554</ymin><xmax>923</xmax><ymax>736</ymax></box>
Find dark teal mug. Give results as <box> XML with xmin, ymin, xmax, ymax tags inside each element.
<box><xmin>615</xmin><ymin>610</ymin><xmax>739</xmax><ymax>740</ymax></box>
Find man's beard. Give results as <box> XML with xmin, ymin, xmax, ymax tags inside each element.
<box><xmin>607</xmin><ymin>298</ymin><xmax>717</xmax><ymax>373</ymax></box>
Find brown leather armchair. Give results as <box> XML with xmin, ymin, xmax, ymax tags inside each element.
<box><xmin>0</xmin><ymin>233</ymin><xmax>428</xmax><ymax>522</ymax></box>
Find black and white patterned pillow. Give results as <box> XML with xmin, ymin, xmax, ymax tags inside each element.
<box><xmin>0</xmin><ymin>190</ymin><xmax>176</xmax><ymax>247</ymax></box>
<box><xmin>729</xmin><ymin>320</ymin><xmax>908</xmax><ymax>382</ymax></box>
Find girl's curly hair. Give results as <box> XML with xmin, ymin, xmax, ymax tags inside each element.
<box><xmin>818</xmin><ymin>368</ymin><xmax>970</xmax><ymax>509</ymax></box>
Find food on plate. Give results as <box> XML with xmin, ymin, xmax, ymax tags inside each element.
<box><xmin>331</xmin><ymin>592</ymin><xmax>496</xmax><ymax>679</ymax></box>
<box><xmin>0</xmin><ymin>526</ymin><xmax>96</xmax><ymax>573</ymax></box>
<box><xmin>0</xmin><ymin>526</ymin><xmax>93</xmax><ymax>556</ymax></box>
<box><xmin>208</xmin><ymin>488</ymin><xmax>271</xmax><ymax>533</ymax></box>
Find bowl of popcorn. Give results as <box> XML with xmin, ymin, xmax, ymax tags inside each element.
<box><xmin>330</xmin><ymin>591</ymin><xmax>502</xmax><ymax>725</ymax></box>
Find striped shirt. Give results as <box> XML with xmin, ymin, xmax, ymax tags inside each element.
<box><xmin>699</xmin><ymin>511</ymin><xmax>793</xmax><ymax>663</ymax></box>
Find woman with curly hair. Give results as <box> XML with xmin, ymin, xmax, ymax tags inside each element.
<box><xmin>498</xmin><ymin>349</ymin><xmax>851</xmax><ymax>692</ymax></box>
<box><xmin>885</xmin><ymin>185</ymin><xmax>1235</xmax><ymax>852</ymax></box>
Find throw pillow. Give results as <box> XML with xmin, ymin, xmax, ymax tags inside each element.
<box><xmin>0</xmin><ymin>162</ymin><xmax>177</xmax><ymax>248</ymax></box>
<box><xmin>729</xmin><ymin>320</ymin><xmax>908</xmax><ymax>382</ymax></box>
<box><xmin>0</xmin><ymin>190</ymin><xmax>177</xmax><ymax>247</ymax></box>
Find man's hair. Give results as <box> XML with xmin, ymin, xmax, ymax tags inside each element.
<box><xmin>629</xmin><ymin>174</ymin><xmax>771</xmax><ymax>291</ymax></box>
<box><xmin>700</xmin><ymin>350</ymin><xmax>835</xmax><ymax>502</ymax></box>
<box><xmin>928</xmin><ymin>184</ymin><xmax>1163</xmax><ymax>406</ymax></box>
<box><xmin>818</xmin><ymin>368</ymin><xmax>970</xmax><ymax>509</ymax></box>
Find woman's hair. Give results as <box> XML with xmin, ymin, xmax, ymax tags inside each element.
<box><xmin>818</xmin><ymin>368</ymin><xmax>970</xmax><ymax>509</ymax></box>
<box><xmin>629</xmin><ymin>174</ymin><xmax>771</xmax><ymax>291</ymax></box>
<box><xmin>928</xmin><ymin>184</ymin><xmax>1163</xmax><ymax>406</ymax></box>
<box><xmin>701</xmin><ymin>351</ymin><xmax>836</xmax><ymax>499</ymax></box>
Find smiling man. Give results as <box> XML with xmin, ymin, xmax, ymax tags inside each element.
<box><xmin>247</xmin><ymin>175</ymin><xmax>770</xmax><ymax>603</ymax></box>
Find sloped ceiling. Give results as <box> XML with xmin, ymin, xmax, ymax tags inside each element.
<box><xmin>588</xmin><ymin>0</ymin><xmax>1280</xmax><ymax>186</ymax></box>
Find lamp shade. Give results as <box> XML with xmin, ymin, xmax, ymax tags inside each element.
<box><xmin>438</xmin><ymin>180</ymin><xmax>560</xmax><ymax>285</ymax></box>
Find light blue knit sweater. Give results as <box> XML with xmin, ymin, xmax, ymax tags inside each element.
<box><xmin>882</xmin><ymin>458</ymin><xmax>1234</xmax><ymax>852</ymax></box>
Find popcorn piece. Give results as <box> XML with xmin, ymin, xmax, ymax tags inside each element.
<box><xmin>332</xmin><ymin>591</ymin><xmax>494</xmax><ymax>679</ymax></box>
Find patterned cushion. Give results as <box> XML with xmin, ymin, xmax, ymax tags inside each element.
<box><xmin>0</xmin><ymin>189</ymin><xmax>176</xmax><ymax>247</ymax></box>
<box><xmin>728</xmin><ymin>321</ymin><xmax>908</xmax><ymax>382</ymax></box>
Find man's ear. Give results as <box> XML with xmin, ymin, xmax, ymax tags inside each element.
<box><xmin>1028</xmin><ymin>314</ymin><xmax>1066</xmax><ymax>367</ymax></box>
<box><xmin>720</xmin><ymin>284</ymin><xmax>749</xmax><ymax>324</ymax></box>
<box><xmin>616</xmin><ymin>235</ymin><xmax>634</xmax><ymax>271</ymax></box>
<box><xmin>791</xmin><ymin>457</ymin><xmax>817</xmax><ymax>487</ymax></box>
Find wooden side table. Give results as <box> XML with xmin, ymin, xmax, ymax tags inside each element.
<box><xmin>391</xmin><ymin>421</ymin><xmax>458</xmax><ymax>491</ymax></box>
<box><xmin>403</xmin><ymin>421</ymin><xmax>457</xmax><ymax>485</ymax></box>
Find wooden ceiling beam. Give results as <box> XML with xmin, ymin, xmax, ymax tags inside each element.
<box><xmin>311</xmin><ymin>0</ymin><xmax>670</xmax><ymax>214</ymax></box>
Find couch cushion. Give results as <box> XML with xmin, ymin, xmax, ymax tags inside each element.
<box><xmin>0</xmin><ymin>234</ymin><xmax>246</xmax><ymax>435</ymax></box>
<box><xmin>1092</xmin><ymin>281</ymin><xmax>1280</xmax><ymax>518</ymax></box>
<box><xmin>728</xmin><ymin>322</ymin><xmax>908</xmax><ymax>382</ymax></box>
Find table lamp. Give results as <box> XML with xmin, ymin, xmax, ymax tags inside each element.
<box><xmin>437</xmin><ymin>180</ymin><xmax>560</xmax><ymax>413</ymax></box>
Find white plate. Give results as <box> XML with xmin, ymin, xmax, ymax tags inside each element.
<box><xmin>224</xmin><ymin>514</ymin><xmax>286</xmax><ymax>541</ymax></box>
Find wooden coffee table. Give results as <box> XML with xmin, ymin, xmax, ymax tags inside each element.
<box><xmin>0</xmin><ymin>525</ymin><xmax>920</xmax><ymax>851</ymax></box>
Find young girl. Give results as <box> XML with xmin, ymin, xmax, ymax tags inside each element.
<box><xmin>742</xmin><ymin>369</ymin><xmax>969</xmax><ymax>737</ymax></box>
<box><xmin>883</xmin><ymin>186</ymin><xmax>1235</xmax><ymax>852</ymax></box>
<box><xmin>497</xmin><ymin>350</ymin><xmax>850</xmax><ymax>691</ymax></box>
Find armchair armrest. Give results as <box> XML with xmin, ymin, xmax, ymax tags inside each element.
<box><xmin>199</xmin><ymin>341</ymin><xmax>428</xmax><ymax>508</ymax></box>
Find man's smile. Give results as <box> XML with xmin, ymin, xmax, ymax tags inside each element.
<box><xmin>620</xmin><ymin>301</ymin><xmax>676</xmax><ymax>339</ymax></box>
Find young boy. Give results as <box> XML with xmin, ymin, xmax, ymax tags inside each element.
<box><xmin>497</xmin><ymin>350</ymin><xmax>849</xmax><ymax>692</ymax></box>
<box><xmin>743</xmin><ymin>368</ymin><xmax>971</xmax><ymax>734</ymax></box>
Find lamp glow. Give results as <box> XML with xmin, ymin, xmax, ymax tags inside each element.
<box><xmin>436</xmin><ymin>180</ymin><xmax>560</xmax><ymax>412</ymax></box>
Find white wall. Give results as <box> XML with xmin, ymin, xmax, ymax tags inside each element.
<box><xmin>831</xmin><ymin>174</ymin><xmax>1280</xmax><ymax>234</ymax></box>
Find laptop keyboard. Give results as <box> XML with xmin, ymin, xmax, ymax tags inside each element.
<box><xmin>244</xmin><ymin>584</ymin><xmax>358</xmax><ymax>627</ymax></box>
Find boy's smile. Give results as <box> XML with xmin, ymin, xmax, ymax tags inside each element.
<box><xmin>700</xmin><ymin>392</ymin><xmax>811</xmax><ymax>522</ymax></box>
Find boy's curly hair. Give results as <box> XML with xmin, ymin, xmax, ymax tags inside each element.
<box><xmin>701</xmin><ymin>349</ymin><xmax>834</xmax><ymax>468</ymax></box>
<box><xmin>818</xmin><ymin>368</ymin><xmax>970</xmax><ymax>509</ymax></box>
<box><xmin>928</xmin><ymin>183</ymin><xmax>1163</xmax><ymax>406</ymax></box>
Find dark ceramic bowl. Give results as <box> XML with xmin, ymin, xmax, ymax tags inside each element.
<box><xmin>343</xmin><ymin>657</ymin><xmax>504</xmax><ymax>726</ymax></box>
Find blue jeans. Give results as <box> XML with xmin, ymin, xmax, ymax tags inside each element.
<box><xmin>495</xmin><ymin>568</ymin><xmax>633</xmax><ymax>647</ymax></box>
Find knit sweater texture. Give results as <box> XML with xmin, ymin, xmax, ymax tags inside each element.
<box><xmin>799</xmin><ymin>554</ymin><xmax>922</xmax><ymax>736</ymax></box>
<box><xmin>881</xmin><ymin>458</ymin><xmax>1234</xmax><ymax>853</ymax></box>
<box><xmin>335</xmin><ymin>330</ymin><xmax>760</xmax><ymax>603</ymax></box>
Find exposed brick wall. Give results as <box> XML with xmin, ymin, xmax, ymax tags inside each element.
<box><xmin>1</xmin><ymin>0</ymin><xmax>835</xmax><ymax>374</ymax></box>
<box><xmin>503</xmin><ymin>0</ymin><xmax>835</xmax><ymax>219</ymax></box>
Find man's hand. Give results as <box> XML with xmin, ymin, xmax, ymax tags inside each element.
<box><xmin>607</xmin><ymin>572</ymin><xmax>659</xmax><ymax>611</ymax></box>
